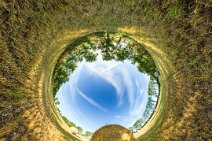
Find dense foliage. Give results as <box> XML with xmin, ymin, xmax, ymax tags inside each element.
<box><xmin>53</xmin><ymin>33</ymin><xmax>159</xmax><ymax>96</ymax></box>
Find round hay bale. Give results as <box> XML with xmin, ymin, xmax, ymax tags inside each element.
<box><xmin>91</xmin><ymin>124</ymin><xmax>135</xmax><ymax>141</ymax></box>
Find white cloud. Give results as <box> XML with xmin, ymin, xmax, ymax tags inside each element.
<box><xmin>101</xmin><ymin>62</ymin><xmax>121</xmax><ymax>73</ymax></box>
<box><xmin>115</xmin><ymin>115</ymin><xmax>129</xmax><ymax>119</ymax></box>
<box><xmin>79</xmin><ymin>59</ymin><xmax>148</xmax><ymax>113</ymax></box>
<box><xmin>56</xmin><ymin>54</ymin><xmax>151</xmax><ymax>131</ymax></box>
<box><xmin>77</xmin><ymin>88</ymin><xmax>109</xmax><ymax>113</ymax></box>
<box><xmin>57</xmin><ymin>84</ymin><xmax>86</xmax><ymax>128</ymax></box>
<box><xmin>130</xmin><ymin>90</ymin><xmax>147</xmax><ymax>117</ymax></box>
<box><xmin>120</xmin><ymin>68</ymin><xmax>135</xmax><ymax>107</ymax></box>
<box><xmin>83</xmin><ymin>60</ymin><xmax>124</xmax><ymax>107</ymax></box>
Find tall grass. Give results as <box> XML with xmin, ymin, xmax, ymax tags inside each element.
<box><xmin>0</xmin><ymin>0</ymin><xmax>211</xmax><ymax>140</ymax></box>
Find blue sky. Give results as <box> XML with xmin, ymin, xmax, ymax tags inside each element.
<box><xmin>56</xmin><ymin>55</ymin><xmax>150</xmax><ymax>132</ymax></box>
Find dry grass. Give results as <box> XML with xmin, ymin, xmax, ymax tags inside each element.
<box><xmin>0</xmin><ymin>0</ymin><xmax>211</xmax><ymax>140</ymax></box>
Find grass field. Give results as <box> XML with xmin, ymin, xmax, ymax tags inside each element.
<box><xmin>0</xmin><ymin>0</ymin><xmax>211</xmax><ymax>140</ymax></box>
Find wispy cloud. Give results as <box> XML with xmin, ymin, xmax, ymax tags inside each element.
<box><xmin>121</xmin><ymin>68</ymin><xmax>134</xmax><ymax>107</ymax></box>
<box><xmin>75</xmin><ymin>59</ymin><xmax>149</xmax><ymax>123</ymax></box>
<box><xmin>130</xmin><ymin>90</ymin><xmax>147</xmax><ymax>117</ymax></box>
<box><xmin>57</xmin><ymin>56</ymin><xmax>151</xmax><ymax>131</ymax></box>
<box><xmin>85</xmin><ymin>61</ymin><xmax>124</xmax><ymax>106</ymax></box>
<box><xmin>101</xmin><ymin>62</ymin><xmax>121</xmax><ymax>73</ymax></box>
<box><xmin>84</xmin><ymin>60</ymin><xmax>142</xmax><ymax>110</ymax></box>
<box><xmin>115</xmin><ymin>115</ymin><xmax>129</xmax><ymax>119</ymax></box>
<box><xmin>77</xmin><ymin>88</ymin><xmax>109</xmax><ymax>113</ymax></box>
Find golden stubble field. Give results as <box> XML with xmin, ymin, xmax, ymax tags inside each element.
<box><xmin>0</xmin><ymin>0</ymin><xmax>211</xmax><ymax>141</ymax></box>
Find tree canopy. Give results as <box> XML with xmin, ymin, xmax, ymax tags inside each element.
<box><xmin>52</xmin><ymin>33</ymin><xmax>159</xmax><ymax>97</ymax></box>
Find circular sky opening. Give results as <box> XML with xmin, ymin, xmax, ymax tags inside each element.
<box><xmin>52</xmin><ymin>32</ymin><xmax>160</xmax><ymax>139</ymax></box>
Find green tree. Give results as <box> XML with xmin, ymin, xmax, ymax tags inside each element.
<box><xmin>129</xmin><ymin>127</ymin><xmax>133</xmax><ymax>132</ymax></box>
<box><xmin>83</xmin><ymin>131</ymin><xmax>92</xmax><ymax>137</ymax></box>
<box><xmin>76</xmin><ymin>126</ymin><xmax>83</xmax><ymax>134</ymax></box>
<box><xmin>62</xmin><ymin>116</ymin><xmax>76</xmax><ymax>127</ymax></box>
<box><xmin>55</xmin><ymin>100</ymin><xmax>60</xmax><ymax>105</ymax></box>
<box><xmin>148</xmin><ymin>76</ymin><xmax>158</xmax><ymax>95</ymax></box>
<box><xmin>134</xmin><ymin>119</ymin><xmax>142</xmax><ymax>129</ymax></box>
